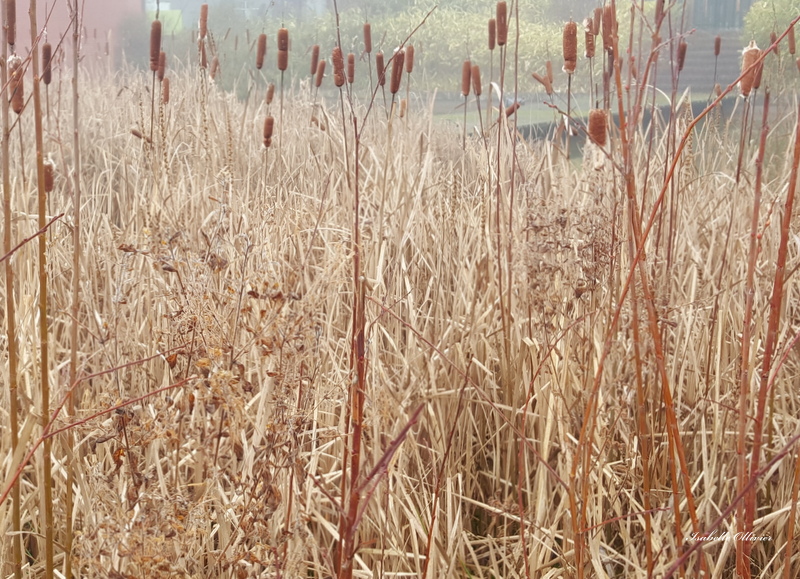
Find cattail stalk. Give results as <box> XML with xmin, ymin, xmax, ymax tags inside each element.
<box><xmin>789</xmin><ymin>25</ymin><xmax>796</xmax><ymax>56</ymax></box>
<box><xmin>677</xmin><ymin>40</ymin><xmax>687</xmax><ymax>72</ymax></box>
<box><xmin>563</xmin><ymin>20</ymin><xmax>577</xmax><ymax>159</ymax></box>
<box><xmin>461</xmin><ymin>59</ymin><xmax>470</xmax><ymax>149</ymax></box>
<box><xmin>488</xmin><ymin>17</ymin><xmax>496</xmax><ymax>115</ymax></box>
<box><xmin>404</xmin><ymin>44</ymin><xmax>414</xmax><ymax>119</ymax></box>
<box><xmin>389</xmin><ymin>49</ymin><xmax>404</xmax><ymax>120</ymax></box>
<box><xmin>277</xmin><ymin>28</ymin><xmax>288</xmax><ymax>147</ymax></box>
<box><xmin>376</xmin><ymin>51</ymin><xmax>387</xmax><ymax>114</ymax></box>
<box><xmin>712</xmin><ymin>35</ymin><xmax>721</xmax><ymax>95</ymax></box>
<box><xmin>363</xmin><ymin>23</ymin><xmax>373</xmax><ymax>93</ymax></box>
<box><xmin>333</xmin><ymin>47</ymin><xmax>345</xmax><ymax>87</ymax></box>
<box><xmin>149</xmin><ymin>20</ymin><xmax>161</xmax><ymax>142</ymax></box>
<box><xmin>263</xmin><ymin>115</ymin><xmax>274</xmax><ymax>148</ymax></box>
<box><xmin>9</xmin><ymin>55</ymin><xmax>23</xmax><ymax>115</ymax></box>
<box><xmin>157</xmin><ymin>50</ymin><xmax>166</xmax><ymax>82</ymax></box>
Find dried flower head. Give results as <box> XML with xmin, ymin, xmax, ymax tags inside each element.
<box><xmin>496</xmin><ymin>2</ymin><xmax>508</xmax><ymax>47</ymax></box>
<box><xmin>461</xmin><ymin>59</ymin><xmax>471</xmax><ymax>97</ymax></box>
<box><xmin>256</xmin><ymin>34</ymin><xmax>267</xmax><ymax>69</ymax></box>
<box><xmin>740</xmin><ymin>41</ymin><xmax>760</xmax><ymax>97</ymax></box>
<box><xmin>363</xmin><ymin>23</ymin><xmax>372</xmax><ymax>54</ymax></box>
<box><xmin>332</xmin><ymin>47</ymin><xmax>345</xmax><ymax>87</ymax></box>
<box><xmin>563</xmin><ymin>20</ymin><xmax>577</xmax><ymax>74</ymax></box>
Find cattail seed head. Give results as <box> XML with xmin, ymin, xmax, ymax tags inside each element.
<box><xmin>714</xmin><ymin>82</ymin><xmax>722</xmax><ymax>98</ymax></box>
<box><xmin>592</xmin><ymin>7</ymin><xmax>602</xmax><ymax>36</ymax></box>
<box><xmin>584</xmin><ymin>19</ymin><xmax>595</xmax><ymax>59</ymax></box>
<box><xmin>488</xmin><ymin>18</ymin><xmax>496</xmax><ymax>51</ymax></box>
<box><xmin>44</xmin><ymin>161</ymin><xmax>54</xmax><ymax>193</ymax></box>
<box><xmin>6</xmin><ymin>0</ymin><xmax>16</xmax><ymax>47</ymax></box>
<box><xmin>505</xmin><ymin>101</ymin><xmax>520</xmax><ymax>116</ymax></box>
<box><xmin>8</xmin><ymin>55</ymin><xmax>23</xmax><ymax>115</ymax></box>
<box><xmin>256</xmin><ymin>34</ymin><xmax>267</xmax><ymax>69</ymax></box>
<box><xmin>210</xmin><ymin>55</ymin><xmax>220</xmax><ymax>79</ymax></box>
<box><xmin>789</xmin><ymin>26</ymin><xmax>796</xmax><ymax>55</ymax></box>
<box><xmin>677</xmin><ymin>40</ymin><xmax>687</xmax><ymax>71</ymax></box>
<box><xmin>277</xmin><ymin>49</ymin><xmax>288</xmax><ymax>71</ymax></box>
<box><xmin>390</xmin><ymin>49</ymin><xmax>405</xmax><ymax>94</ymax></box>
<box><xmin>714</xmin><ymin>35</ymin><xmax>721</xmax><ymax>57</ymax></box>
<box><xmin>162</xmin><ymin>76</ymin><xmax>170</xmax><ymax>104</ymax></box>
<box><xmin>471</xmin><ymin>64</ymin><xmax>482</xmax><ymax>96</ymax></box>
<box><xmin>347</xmin><ymin>52</ymin><xmax>355</xmax><ymax>84</ymax></box>
<box><xmin>199</xmin><ymin>4</ymin><xmax>208</xmax><ymax>40</ymax></box>
<box><xmin>150</xmin><ymin>20</ymin><xmax>162</xmax><ymax>72</ymax></box>
<box><xmin>42</xmin><ymin>42</ymin><xmax>53</xmax><ymax>85</ymax></box>
<box><xmin>400</xmin><ymin>98</ymin><xmax>407</xmax><ymax>118</ymax></box>
<box><xmin>363</xmin><ymin>23</ymin><xmax>372</xmax><ymax>54</ymax></box>
<box><xmin>753</xmin><ymin>59</ymin><xmax>764</xmax><ymax>90</ymax></box>
<box><xmin>461</xmin><ymin>59</ymin><xmax>471</xmax><ymax>97</ymax></box>
<box><xmin>545</xmin><ymin>60</ymin><xmax>554</xmax><ymax>85</ymax></box>
<box><xmin>158</xmin><ymin>51</ymin><xmax>167</xmax><ymax>81</ymax></box>
<box><xmin>199</xmin><ymin>39</ymin><xmax>207</xmax><ymax>68</ymax></box>
<box><xmin>602</xmin><ymin>5</ymin><xmax>615</xmax><ymax>51</ymax></box>
<box><xmin>770</xmin><ymin>31</ymin><xmax>778</xmax><ymax>55</ymax></box>
<box><xmin>310</xmin><ymin>44</ymin><xmax>320</xmax><ymax>76</ymax></box>
<box><xmin>263</xmin><ymin>116</ymin><xmax>274</xmax><ymax>147</ymax></box>
<box><xmin>376</xmin><ymin>52</ymin><xmax>386</xmax><ymax>86</ymax></box>
<box><xmin>277</xmin><ymin>28</ymin><xmax>289</xmax><ymax>51</ymax></box>
<box><xmin>563</xmin><ymin>20</ymin><xmax>577</xmax><ymax>74</ymax></box>
<box><xmin>315</xmin><ymin>60</ymin><xmax>325</xmax><ymax>88</ymax></box>
<box><xmin>496</xmin><ymin>2</ymin><xmax>508</xmax><ymax>47</ymax></box>
<box><xmin>332</xmin><ymin>47</ymin><xmax>345</xmax><ymax>87</ymax></box>
<box><xmin>266</xmin><ymin>83</ymin><xmax>275</xmax><ymax>104</ymax></box>
<box><xmin>588</xmin><ymin>108</ymin><xmax>607</xmax><ymax>146</ymax></box>
<box><xmin>405</xmin><ymin>44</ymin><xmax>415</xmax><ymax>74</ymax></box>
<box><xmin>740</xmin><ymin>41</ymin><xmax>760</xmax><ymax>97</ymax></box>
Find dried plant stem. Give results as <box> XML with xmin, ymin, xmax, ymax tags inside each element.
<box><xmin>785</xmin><ymin>450</ymin><xmax>800</xmax><ymax>579</ymax></box>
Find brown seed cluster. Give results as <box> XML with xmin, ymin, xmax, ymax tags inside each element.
<box><xmin>43</xmin><ymin>43</ymin><xmax>53</xmax><ymax>85</ymax></box>
<box><xmin>461</xmin><ymin>60</ymin><xmax>471</xmax><ymax>97</ymax></box>
<box><xmin>390</xmin><ymin>50</ymin><xmax>405</xmax><ymax>94</ymax></box>
<box><xmin>363</xmin><ymin>23</ymin><xmax>372</xmax><ymax>54</ymax></box>
<box><xmin>406</xmin><ymin>45</ymin><xmax>415</xmax><ymax>74</ymax></box>
<box><xmin>315</xmin><ymin>61</ymin><xmax>326</xmax><ymax>88</ymax></box>
<box><xmin>496</xmin><ymin>2</ymin><xmax>508</xmax><ymax>47</ymax></box>
<box><xmin>256</xmin><ymin>34</ymin><xmax>267</xmax><ymax>70</ymax></box>
<box><xmin>162</xmin><ymin>77</ymin><xmax>170</xmax><ymax>104</ymax></box>
<box><xmin>310</xmin><ymin>44</ymin><xmax>320</xmax><ymax>76</ymax></box>
<box><xmin>158</xmin><ymin>51</ymin><xmax>167</xmax><ymax>81</ymax></box>
<box><xmin>266</xmin><ymin>83</ymin><xmax>275</xmax><ymax>104</ymax></box>
<box><xmin>677</xmin><ymin>40</ymin><xmax>687</xmax><ymax>72</ymax></box>
<box><xmin>602</xmin><ymin>5</ymin><xmax>614</xmax><ymax>51</ymax></box>
<box><xmin>563</xmin><ymin>20</ymin><xmax>577</xmax><ymax>74</ymax></box>
<box><xmin>6</xmin><ymin>0</ymin><xmax>16</xmax><ymax>46</ymax></box>
<box><xmin>150</xmin><ymin>21</ymin><xmax>162</xmax><ymax>72</ymax></box>
<box><xmin>584</xmin><ymin>19</ymin><xmax>595</xmax><ymax>59</ymax></box>
<box><xmin>277</xmin><ymin>28</ymin><xmax>289</xmax><ymax>72</ymax></box>
<box><xmin>376</xmin><ymin>52</ymin><xmax>386</xmax><ymax>86</ymax></box>
<box><xmin>199</xmin><ymin>4</ymin><xmax>208</xmax><ymax>40</ymax></box>
<box><xmin>488</xmin><ymin>18</ymin><xmax>496</xmax><ymax>51</ymax></box>
<box><xmin>789</xmin><ymin>26</ymin><xmax>796</xmax><ymax>55</ymax></box>
<box><xmin>471</xmin><ymin>64</ymin><xmax>482</xmax><ymax>96</ymax></box>
<box><xmin>740</xmin><ymin>41</ymin><xmax>761</xmax><ymax>97</ymax></box>
<box><xmin>9</xmin><ymin>55</ymin><xmax>24</xmax><ymax>115</ymax></box>
<box><xmin>263</xmin><ymin>116</ymin><xmax>274</xmax><ymax>148</ymax></box>
<box><xmin>588</xmin><ymin>108</ymin><xmax>607</xmax><ymax>146</ymax></box>
<box><xmin>714</xmin><ymin>35</ymin><xmax>721</xmax><ymax>57</ymax></box>
<box><xmin>347</xmin><ymin>53</ymin><xmax>355</xmax><ymax>84</ymax></box>
<box><xmin>332</xmin><ymin>47</ymin><xmax>345</xmax><ymax>87</ymax></box>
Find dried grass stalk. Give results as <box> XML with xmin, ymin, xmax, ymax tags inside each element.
<box><xmin>315</xmin><ymin>60</ymin><xmax>326</xmax><ymax>88</ymax></box>
<box><xmin>496</xmin><ymin>2</ymin><xmax>507</xmax><ymax>47</ymax></box>
<box><xmin>199</xmin><ymin>4</ymin><xmax>208</xmax><ymax>40</ymax></box>
<box><xmin>310</xmin><ymin>44</ymin><xmax>320</xmax><ymax>76</ymax></box>
<box><xmin>715</xmin><ymin>35</ymin><xmax>721</xmax><ymax>57</ymax></box>
<box><xmin>332</xmin><ymin>47</ymin><xmax>345</xmax><ymax>87</ymax></box>
<box><xmin>150</xmin><ymin>20</ymin><xmax>162</xmax><ymax>72</ymax></box>
<box><xmin>376</xmin><ymin>52</ymin><xmax>386</xmax><ymax>86</ymax></box>
<box><xmin>740</xmin><ymin>41</ymin><xmax>760</xmax><ymax>97</ymax></box>
<box><xmin>461</xmin><ymin>59</ymin><xmax>471</xmax><ymax>96</ymax></box>
<box><xmin>406</xmin><ymin>45</ymin><xmax>415</xmax><ymax>74</ymax></box>
<box><xmin>390</xmin><ymin>49</ymin><xmax>404</xmax><ymax>94</ymax></box>
<box><xmin>256</xmin><ymin>34</ymin><xmax>267</xmax><ymax>70</ymax></box>
<box><xmin>347</xmin><ymin>53</ymin><xmax>355</xmax><ymax>84</ymax></box>
<box><xmin>43</xmin><ymin>42</ymin><xmax>53</xmax><ymax>85</ymax></box>
<box><xmin>677</xmin><ymin>40</ymin><xmax>687</xmax><ymax>72</ymax></box>
<box><xmin>162</xmin><ymin>77</ymin><xmax>170</xmax><ymax>104</ymax></box>
<box><xmin>584</xmin><ymin>19</ymin><xmax>595</xmax><ymax>59</ymax></box>
<box><xmin>563</xmin><ymin>20</ymin><xmax>577</xmax><ymax>73</ymax></box>
<box><xmin>588</xmin><ymin>108</ymin><xmax>607</xmax><ymax>146</ymax></box>
<box><xmin>363</xmin><ymin>23</ymin><xmax>372</xmax><ymax>54</ymax></box>
<box><xmin>157</xmin><ymin>51</ymin><xmax>167</xmax><ymax>81</ymax></box>
<box><xmin>471</xmin><ymin>64</ymin><xmax>482</xmax><ymax>96</ymax></box>
<box><xmin>266</xmin><ymin>83</ymin><xmax>275</xmax><ymax>104</ymax></box>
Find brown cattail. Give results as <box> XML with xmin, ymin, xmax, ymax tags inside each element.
<box><xmin>471</xmin><ymin>64</ymin><xmax>482</xmax><ymax>96</ymax></box>
<box><xmin>315</xmin><ymin>60</ymin><xmax>325</xmax><ymax>88</ymax></box>
<box><xmin>277</xmin><ymin>28</ymin><xmax>289</xmax><ymax>52</ymax></box>
<box><xmin>376</xmin><ymin>51</ymin><xmax>386</xmax><ymax>86</ymax></box>
<box><xmin>332</xmin><ymin>47</ymin><xmax>345</xmax><ymax>87</ymax></box>
<box><xmin>602</xmin><ymin>5</ymin><xmax>614</xmax><ymax>51</ymax></box>
<box><xmin>461</xmin><ymin>59</ymin><xmax>471</xmax><ymax>96</ymax></box>
<box><xmin>9</xmin><ymin>55</ymin><xmax>23</xmax><ymax>115</ymax></box>
<box><xmin>714</xmin><ymin>82</ymin><xmax>722</xmax><ymax>98</ymax></box>
<box><xmin>584</xmin><ymin>19</ymin><xmax>595</xmax><ymax>59</ymax></box>
<box><xmin>789</xmin><ymin>26</ymin><xmax>796</xmax><ymax>56</ymax></box>
<box><xmin>390</xmin><ymin>49</ymin><xmax>405</xmax><ymax>94</ymax></box>
<box><xmin>162</xmin><ymin>76</ymin><xmax>170</xmax><ymax>104</ymax></box>
<box><xmin>714</xmin><ymin>35</ymin><xmax>721</xmax><ymax>57</ymax></box>
<box><xmin>263</xmin><ymin>116</ymin><xmax>274</xmax><ymax>148</ymax></box>
<box><xmin>405</xmin><ymin>44</ymin><xmax>414</xmax><ymax>74</ymax></box>
<box><xmin>488</xmin><ymin>18</ymin><xmax>496</xmax><ymax>51</ymax></box>
<box><xmin>545</xmin><ymin>60</ymin><xmax>554</xmax><ymax>85</ymax></box>
<box><xmin>770</xmin><ymin>31</ymin><xmax>778</xmax><ymax>55</ymax></box>
<box><xmin>753</xmin><ymin>59</ymin><xmax>764</xmax><ymax>90</ymax></box>
<box><xmin>532</xmin><ymin>71</ymin><xmax>553</xmax><ymax>96</ymax></box>
<box><xmin>277</xmin><ymin>49</ymin><xmax>288</xmax><ymax>71</ymax></box>
<box><xmin>150</xmin><ymin>20</ymin><xmax>162</xmax><ymax>72</ymax></box>
<box><xmin>740</xmin><ymin>41</ymin><xmax>761</xmax><ymax>97</ymax></box>
<box><xmin>256</xmin><ymin>33</ymin><xmax>266</xmax><ymax>69</ymax></box>
<box><xmin>588</xmin><ymin>108</ymin><xmax>607</xmax><ymax>146</ymax></box>
<box><xmin>43</xmin><ymin>161</ymin><xmax>54</xmax><ymax>193</ymax></box>
<box><xmin>310</xmin><ymin>44</ymin><xmax>320</xmax><ymax>76</ymax></box>
<box><xmin>6</xmin><ymin>0</ymin><xmax>16</xmax><ymax>47</ymax></box>
<box><xmin>563</xmin><ymin>20</ymin><xmax>577</xmax><ymax>74</ymax></box>
<box><xmin>593</xmin><ymin>7</ymin><xmax>602</xmax><ymax>36</ymax></box>
<box><xmin>199</xmin><ymin>4</ymin><xmax>208</xmax><ymax>40</ymax></box>
<box><xmin>157</xmin><ymin>50</ymin><xmax>167</xmax><ymax>81</ymax></box>
<box><xmin>42</xmin><ymin>42</ymin><xmax>53</xmax><ymax>85</ymax></box>
<box><xmin>505</xmin><ymin>101</ymin><xmax>520</xmax><ymax>116</ymax></box>
<box><xmin>347</xmin><ymin>52</ymin><xmax>355</xmax><ymax>84</ymax></box>
<box><xmin>199</xmin><ymin>39</ymin><xmax>208</xmax><ymax>68</ymax></box>
<box><xmin>400</xmin><ymin>98</ymin><xmax>407</xmax><ymax>118</ymax></box>
<box><xmin>496</xmin><ymin>2</ymin><xmax>508</xmax><ymax>47</ymax></box>
<box><xmin>210</xmin><ymin>55</ymin><xmax>220</xmax><ymax>79</ymax></box>
<box><xmin>363</xmin><ymin>23</ymin><xmax>372</xmax><ymax>54</ymax></box>
<box><xmin>266</xmin><ymin>83</ymin><xmax>275</xmax><ymax>104</ymax></box>
<box><xmin>796</xmin><ymin>57</ymin><xmax>800</xmax><ymax>74</ymax></box>
<box><xmin>677</xmin><ymin>40</ymin><xmax>687</xmax><ymax>71</ymax></box>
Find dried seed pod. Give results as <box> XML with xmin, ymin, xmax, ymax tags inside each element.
<box><xmin>6</xmin><ymin>0</ymin><xmax>16</xmax><ymax>47</ymax></box>
<box><xmin>488</xmin><ymin>18</ymin><xmax>496</xmax><ymax>51</ymax></box>
<box><xmin>405</xmin><ymin>44</ymin><xmax>414</xmax><ymax>74</ymax></box>
<box><xmin>593</xmin><ymin>7</ymin><xmax>602</xmax><ymax>36</ymax></box>
<box><xmin>496</xmin><ymin>2</ymin><xmax>508</xmax><ymax>47</ymax></box>
<box><xmin>9</xmin><ymin>55</ymin><xmax>23</xmax><ymax>115</ymax></box>
<box><xmin>42</xmin><ymin>42</ymin><xmax>53</xmax><ymax>85</ymax></box>
<box><xmin>545</xmin><ymin>60</ymin><xmax>554</xmax><ymax>85</ymax></box>
<box><xmin>505</xmin><ymin>101</ymin><xmax>520</xmax><ymax>116</ymax></box>
<box><xmin>789</xmin><ymin>26</ymin><xmax>796</xmax><ymax>55</ymax></box>
<box><xmin>400</xmin><ymin>98</ymin><xmax>407</xmax><ymax>118</ymax></box>
<box><xmin>210</xmin><ymin>55</ymin><xmax>220</xmax><ymax>79</ymax></box>
<box><xmin>44</xmin><ymin>161</ymin><xmax>54</xmax><ymax>193</ymax></box>
<box><xmin>266</xmin><ymin>83</ymin><xmax>275</xmax><ymax>104</ymax></box>
<box><xmin>347</xmin><ymin>52</ymin><xmax>355</xmax><ymax>84</ymax></box>
<box><xmin>588</xmin><ymin>108</ymin><xmax>607</xmax><ymax>146</ymax></box>
<box><xmin>753</xmin><ymin>59</ymin><xmax>764</xmax><ymax>90</ymax></box>
<box><xmin>677</xmin><ymin>40</ymin><xmax>687</xmax><ymax>71</ymax></box>
<box><xmin>602</xmin><ymin>5</ymin><xmax>614</xmax><ymax>51</ymax></box>
<box><xmin>263</xmin><ymin>116</ymin><xmax>274</xmax><ymax>147</ymax></box>
<box><xmin>563</xmin><ymin>20</ymin><xmax>577</xmax><ymax>74</ymax></box>
<box><xmin>376</xmin><ymin>51</ymin><xmax>386</xmax><ymax>86</ymax></box>
<box><xmin>277</xmin><ymin>28</ymin><xmax>289</xmax><ymax>52</ymax></box>
<box><xmin>714</xmin><ymin>82</ymin><xmax>722</xmax><ymax>98</ymax></box>
<box><xmin>363</xmin><ymin>23</ymin><xmax>372</xmax><ymax>54</ymax></box>
<box><xmin>471</xmin><ymin>64</ymin><xmax>482</xmax><ymax>96</ymax></box>
<box><xmin>714</xmin><ymin>35</ymin><xmax>721</xmax><ymax>57</ymax></box>
<box><xmin>740</xmin><ymin>41</ymin><xmax>760</xmax><ymax>97</ymax></box>
<box><xmin>532</xmin><ymin>71</ymin><xmax>552</xmax><ymax>95</ymax></box>
<box><xmin>796</xmin><ymin>57</ymin><xmax>800</xmax><ymax>73</ymax></box>
<box><xmin>157</xmin><ymin>50</ymin><xmax>167</xmax><ymax>81</ymax></box>
<box><xmin>277</xmin><ymin>50</ymin><xmax>288</xmax><ymax>71</ymax></box>
<box><xmin>584</xmin><ymin>19</ymin><xmax>595</xmax><ymax>59</ymax></box>
<box><xmin>199</xmin><ymin>4</ymin><xmax>208</xmax><ymax>40</ymax></box>
<box><xmin>315</xmin><ymin>60</ymin><xmax>325</xmax><ymax>88</ymax></box>
<box><xmin>461</xmin><ymin>59</ymin><xmax>471</xmax><ymax>97</ymax></box>
<box><xmin>199</xmin><ymin>39</ymin><xmax>207</xmax><ymax>68</ymax></box>
<box><xmin>310</xmin><ymin>44</ymin><xmax>320</xmax><ymax>76</ymax></box>
<box><xmin>150</xmin><ymin>20</ymin><xmax>162</xmax><ymax>72</ymax></box>
<box><xmin>256</xmin><ymin>34</ymin><xmax>266</xmax><ymax>69</ymax></box>
<box><xmin>162</xmin><ymin>76</ymin><xmax>170</xmax><ymax>104</ymax></box>
<box><xmin>390</xmin><ymin>49</ymin><xmax>405</xmax><ymax>94</ymax></box>
<box><xmin>770</xmin><ymin>31</ymin><xmax>778</xmax><ymax>55</ymax></box>
<box><xmin>332</xmin><ymin>47</ymin><xmax>345</xmax><ymax>87</ymax></box>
